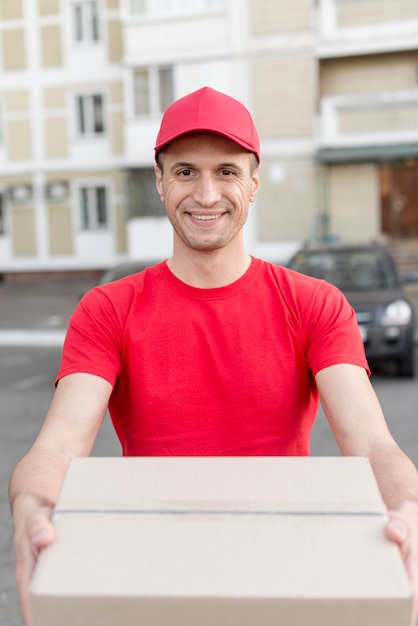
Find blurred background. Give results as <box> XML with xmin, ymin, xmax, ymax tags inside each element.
<box><xmin>1</xmin><ymin>1</ymin><xmax>418</xmax><ymax>624</ymax></box>
<box><xmin>0</xmin><ymin>0</ymin><xmax>417</xmax><ymax>280</ymax></box>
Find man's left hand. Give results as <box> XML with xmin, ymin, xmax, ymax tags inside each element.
<box><xmin>386</xmin><ymin>501</ymin><xmax>418</xmax><ymax>625</ymax></box>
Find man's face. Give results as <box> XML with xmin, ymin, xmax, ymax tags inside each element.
<box><xmin>154</xmin><ymin>132</ymin><xmax>259</xmax><ymax>254</ymax></box>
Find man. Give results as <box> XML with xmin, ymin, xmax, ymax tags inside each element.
<box><xmin>9</xmin><ymin>87</ymin><xmax>418</xmax><ymax>625</ymax></box>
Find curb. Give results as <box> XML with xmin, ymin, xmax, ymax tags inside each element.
<box><xmin>0</xmin><ymin>329</ymin><xmax>66</xmax><ymax>347</ymax></box>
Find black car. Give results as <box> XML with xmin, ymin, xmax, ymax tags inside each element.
<box><xmin>287</xmin><ymin>244</ymin><xmax>416</xmax><ymax>377</ymax></box>
<box><xmin>79</xmin><ymin>260</ymin><xmax>161</xmax><ymax>300</ymax></box>
<box><xmin>96</xmin><ymin>260</ymin><xmax>161</xmax><ymax>285</ymax></box>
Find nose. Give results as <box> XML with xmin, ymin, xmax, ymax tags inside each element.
<box><xmin>192</xmin><ymin>173</ymin><xmax>222</xmax><ymax>207</ymax></box>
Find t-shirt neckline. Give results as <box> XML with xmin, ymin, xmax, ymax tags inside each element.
<box><xmin>158</xmin><ymin>256</ymin><xmax>262</xmax><ymax>300</ymax></box>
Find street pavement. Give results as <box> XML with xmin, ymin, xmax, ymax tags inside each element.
<box><xmin>1</xmin><ymin>277</ymin><xmax>418</xmax><ymax>626</ymax></box>
<box><xmin>0</xmin><ymin>278</ymin><xmax>95</xmax><ymax>343</ymax></box>
<box><xmin>0</xmin><ymin>278</ymin><xmax>96</xmax><ymax>626</ymax></box>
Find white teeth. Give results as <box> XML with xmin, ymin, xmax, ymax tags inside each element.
<box><xmin>192</xmin><ymin>214</ymin><xmax>220</xmax><ymax>221</ymax></box>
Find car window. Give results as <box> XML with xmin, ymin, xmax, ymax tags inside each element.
<box><xmin>289</xmin><ymin>249</ymin><xmax>399</xmax><ymax>290</ymax></box>
<box><xmin>97</xmin><ymin>262</ymin><xmax>155</xmax><ymax>285</ymax></box>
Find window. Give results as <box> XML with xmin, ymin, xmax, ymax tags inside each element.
<box><xmin>133</xmin><ymin>67</ymin><xmax>174</xmax><ymax>116</ymax></box>
<box><xmin>126</xmin><ymin>169</ymin><xmax>166</xmax><ymax>218</ymax></box>
<box><xmin>80</xmin><ymin>186</ymin><xmax>108</xmax><ymax>230</ymax></box>
<box><xmin>130</xmin><ymin>0</ymin><xmax>225</xmax><ymax>16</ymax></box>
<box><xmin>76</xmin><ymin>94</ymin><xmax>105</xmax><ymax>135</ymax></box>
<box><xmin>73</xmin><ymin>1</ymin><xmax>99</xmax><ymax>42</ymax></box>
<box><xmin>0</xmin><ymin>193</ymin><xmax>5</xmax><ymax>235</ymax></box>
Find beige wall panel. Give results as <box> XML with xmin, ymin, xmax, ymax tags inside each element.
<box><xmin>11</xmin><ymin>208</ymin><xmax>37</xmax><ymax>256</ymax></box>
<box><xmin>340</xmin><ymin>105</ymin><xmax>418</xmax><ymax>135</ymax></box>
<box><xmin>8</xmin><ymin>120</ymin><xmax>31</xmax><ymax>160</ymax></box>
<box><xmin>111</xmin><ymin>111</ymin><xmax>124</xmax><ymax>154</ymax></box>
<box><xmin>337</xmin><ymin>0</ymin><xmax>418</xmax><ymax>27</ymax></box>
<box><xmin>2</xmin><ymin>29</ymin><xmax>26</xmax><ymax>71</ymax></box>
<box><xmin>321</xmin><ymin>53</ymin><xmax>418</xmax><ymax>97</ymax></box>
<box><xmin>107</xmin><ymin>0</ymin><xmax>119</xmax><ymax>8</ymax></box>
<box><xmin>107</xmin><ymin>19</ymin><xmax>123</xmax><ymax>63</ymax></box>
<box><xmin>0</xmin><ymin>0</ymin><xmax>23</xmax><ymax>19</ymax></box>
<box><xmin>45</xmin><ymin>117</ymin><xmax>68</xmax><ymax>159</ymax></box>
<box><xmin>329</xmin><ymin>164</ymin><xmax>380</xmax><ymax>242</ymax></box>
<box><xmin>254</xmin><ymin>56</ymin><xmax>314</xmax><ymax>138</ymax></box>
<box><xmin>112</xmin><ymin>170</ymin><xmax>123</xmax><ymax>195</ymax></box>
<box><xmin>109</xmin><ymin>81</ymin><xmax>123</xmax><ymax>104</ymax></box>
<box><xmin>38</xmin><ymin>0</ymin><xmax>60</xmax><ymax>16</ymax></box>
<box><xmin>114</xmin><ymin>202</ymin><xmax>127</xmax><ymax>253</ymax></box>
<box><xmin>62</xmin><ymin>170</ymin><xmax>119</xmax><ymax>182</ymax></box>
<box><xmin>258</xmin><ymin>160</ymin><xmax>317</xmax><ymax>241</ymax></box>
<box><xmin>44</xmin><ymin>87</ymin><xmax>66</xmax><ymax>109</ymax></box>
<box><xmin>41</xmin><ymin>25</ymin><xmax>62</xmax><ymax>68</ymax></box>
<box><xmin>1</xmin><ymin>175</ymin><xmax>31</xmax><ymax>186</ymax></box>
<box><xmin>48</xmin><ymin>204</ymin><xmax>74</xmax><ymax>255</ymax></box>
<box><xmin>252</xmin><ymin>0</ymin><xmax>311</xmax><ymax>34</ymax></box>
<box><xmin>3</xmin><ymin>90</ymin><xmax>29</xmax><ymax>112</ymax></box>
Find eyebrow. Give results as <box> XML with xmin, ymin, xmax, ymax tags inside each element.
<box><xmin>169</xmin><ymin>161</ymin><xmax>245</xmax><ymax>173</ymax></box>
<box><xmin>169</xmin><ymin>161</ymin><xmax>194</xmax><ymax>171</ymax></box>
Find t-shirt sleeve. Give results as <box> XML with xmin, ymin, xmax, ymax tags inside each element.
<box><xmin>56</xmin><ymin>286</ymin><xmax>124</xmax><ymax>387</ymax></box>
<box><xmin>304</xmin><ymin>279</ymin><xmax>370</xmax><ymax>377</ymax></box>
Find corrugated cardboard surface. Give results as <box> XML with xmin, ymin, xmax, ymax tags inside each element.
<box><xmin>30</xmin><ymin>457</ymin><xmax>412</xmax><ymax>626</ymax></box>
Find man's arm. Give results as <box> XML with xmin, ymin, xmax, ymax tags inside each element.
<box><xmin>316</xmin><ymin>363</ymin><xmax>418</xmax><ymax>620</ymax></box>
<box><xmin>9</xmin><ymin>372</ymin><xmax>113</xmax><ymax>626</ymax></box>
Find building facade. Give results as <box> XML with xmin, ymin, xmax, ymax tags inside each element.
<box><xmin>0</xmin><ymin>0</ymin><xmax>417</xmax><ymax>278</ymax></box>
<box><xmin>0</xmin><ymin>0</ymin><xmax>126</xmax><ymax>277</ymax></box>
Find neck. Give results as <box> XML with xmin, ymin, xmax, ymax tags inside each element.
<box><xmin>167</xmin><ymin>240</ymin><xmax>251</xmax><ymax>289</ymax></box>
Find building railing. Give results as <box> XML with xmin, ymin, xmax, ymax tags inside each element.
<box><xmin>319</xmin><ymin>90</ymin><xmax>418</xmax><ymax>148</ymax></box>
<box><xmin>317</xmin><ymin>0</ymin><xmax>418</xmax><ymax>57</ymax></box>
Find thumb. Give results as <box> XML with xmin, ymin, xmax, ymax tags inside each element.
<box><xmin>386</xmin><ymin>517</ymin><xmax>408</xmax><ymax>546</ymax></box>
<box><xmin>28</xmin><ymin>508</ymin><xmax>55</xmax><ymax>550</ymax></box>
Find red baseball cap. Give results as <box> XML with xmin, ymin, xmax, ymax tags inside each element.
<box><xmin>154</xmin><ymin>86</ymin><xmax>260</xmax><ymax>162</ymax></box>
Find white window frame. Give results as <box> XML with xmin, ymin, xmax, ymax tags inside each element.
<box><xmin>133</xmin><ymin>66</ymin><xmax>174</xmax><ymax>117</ymax></box>
<box><xmin>0</xmin><ymin>191</ymin><xmax>5</xmax><ymax>235</ymax></box>
<box><xmin>78</xmin><ymin>184</ymin><xmax>109</xmax><ymax>231</ymax></box>
<box><xmin>130</xmin><ymin>0</ymin><xmax>225</xmax><ymax>17</ymax></box>
<box><xmin>75</xmin><ymin>93</ymin><xmax>106</xmax><ymax>136</ymax></box>
<box><xmin>72</xmin><ymin>1</ymin><xmax>100</xmax><ymax>43</ymax></box>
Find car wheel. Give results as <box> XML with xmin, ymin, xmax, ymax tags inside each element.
<box><xmin>396</xmin><ymin>349</ymin><xmax>415</xmax><ymax>378</ymax></box>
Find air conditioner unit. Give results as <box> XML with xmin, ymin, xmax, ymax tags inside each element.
<box><xmin>8</xmin><ymin>184</ymin><xmax>32</xmax><ymax>203</ymax></box>
<box><xmin>45</xmin><ymin>181</ymin><xmax>70</xmax><ymax>200</ymax></box>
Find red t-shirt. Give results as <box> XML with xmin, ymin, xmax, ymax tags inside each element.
<box><xmin>57</xmin><ymin>258</ymin><xmax>368</xmax><ymax>456</ymax></box>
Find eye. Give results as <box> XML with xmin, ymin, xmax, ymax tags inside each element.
<box><xmin>178</xmin><ymin>169</ymin><xmax>192</xmax><ymax>177</ymax></box>
<box><xmin>220</xmin><ymin>169</ymin><xmax>234</xmax><ymax>176</ymax></box>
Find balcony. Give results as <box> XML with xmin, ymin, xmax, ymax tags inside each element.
<box><xmin>122</xmin><ymin>6</ymin><xmax>229</xmax><ymax>65</ymax></box>
<box><xmin>317</xmin><ymin>0</ymin><xmax>418</xmax><ymax>58</ymax></box>
<box><xmin>317</xmin><ymin>90</ymin><xmax>418</xmax><ymax>162</ymax></box>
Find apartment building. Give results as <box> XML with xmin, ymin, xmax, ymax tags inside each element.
<box><xmin>316</xmin><ymin>0</ymin><xmax>418</xmax><ymax>271</ymax></box>
<box><xmin>0</xmin><ymin>0</ymin><xmax>126</xmax><ymax>277</ymax></box>
<box><xmin>0</xmin><ymin>0</ymin><xmax>417</xmax><ymax>278</ymax></box>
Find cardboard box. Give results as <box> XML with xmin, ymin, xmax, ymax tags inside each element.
<box><xmin>30</xmin><ymin>457</ymin><xmax>412</xmax><ymax>626</ymax></box>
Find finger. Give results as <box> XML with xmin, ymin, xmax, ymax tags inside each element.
<box><xmin>16</xmin><ymin>507</ymin><xmax>55</xmax><ymax>626</ymax></box>
<box><xmin>19</xmin><ymin>578</ymin><xmax>33</xmax><ymax>626</ymax></box>
<box><xmin>27</xmin><ymin>508</ymin><xmax>55</xmax><ymax>549</ymax></box>
<box><xmin>15</xmin><ymin>541</ymin><xmax>37</xmax><ymax>626</ymax></box>
<box><xmin>385</xmin><ymin>512</ymin><xmax>409</xmax><ymax>548</ymax></box>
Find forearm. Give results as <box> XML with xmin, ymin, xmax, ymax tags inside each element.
<box><xmin>9</xmin><ymin>446</ymin><xmax>70</xmax><ymax>513</ymax></box>
<box><xmin>368</xmin><ymin>440</ymin><xmax>418</xmax><ymax>513</ymax></box>
<box><xmin>316</xmin><ymin>365</ymin><xmax>418</xmax><ymax>512</ymax></box>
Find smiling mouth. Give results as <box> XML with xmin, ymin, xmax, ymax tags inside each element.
<box><xmin>190</xmin><ymin>213</ymin><xmax>223</xmax><ymax>221</ymax></box>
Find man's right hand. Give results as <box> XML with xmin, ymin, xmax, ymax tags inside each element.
<box><xmin>12</xmin><ymin>495</ymin><xmax>55</xmax><ymax>626</ymax></box>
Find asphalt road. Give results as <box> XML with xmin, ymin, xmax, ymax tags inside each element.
<box><xmin>1</xmin><ymin>279</ymin><xmax>417</xmax><ymax>625</ymax></box>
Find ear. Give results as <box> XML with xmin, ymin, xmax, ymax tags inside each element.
<box><xmin>154</xmin><ymin>164</ymin><xmax>164</xmax><ymax>202</ymax></box>
<box><xmin>249</xmin><ymin>169</ymin><xmax>260</xmax><ymax>203</ymax></box>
